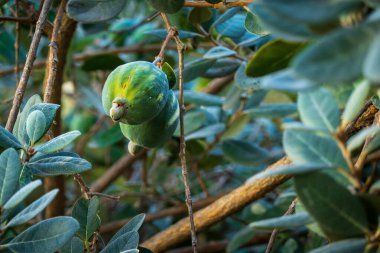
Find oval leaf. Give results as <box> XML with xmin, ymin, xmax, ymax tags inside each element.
<box><xmin>249</xmin><ymin>212</ymin><xmax>313</xmax><ymax>230</ymax></box>
<box><xmin>203</xmin><ymin>46</ymin><xmax>237</xmax><ymax>59</ymax></box>
<box><xmin>0</xmin><ymin>125</ymin><xmax>22</xmax><ymax>149</ymax></box>
<box><xmin>147</xmin><ymin>0</ymin><xmax>184</xmax><ymax>14</ymax></box>
<box><xmin>310</xmin><ymin>239</ymin><xmax>366</xmax><ymax>253</ymax></box>
<box><xmin>109</xmin><ymin>214</ymin><xmax>145</xmax><ymax>244</ymax></box>
<box><xmin>72</xmin><ymin>197</ymin><xmax>101</xmax><ymax>241</ymax></box>
<box><xmin>3</xmin><ymin>180</ymin><xmax>42</xmax><ymax>210</ymax></box>
<box><xmin>36</xmin><ymin>130</ymin><xmax>81</xmax><ymax>154</ymax></box>
<box><xmin>5</xmin><ymin>217</ymin><xmax>79</xmax><ymax>253</ymax></box>
<box><xmin>0</xmin><ymin>148</ymin><xmax>22</xmax><ymax>205</ymax></box>
<box><xmin>26</xmin><ymin>110</ymin><xmax>46</xmax><ymax>145</ymax></box>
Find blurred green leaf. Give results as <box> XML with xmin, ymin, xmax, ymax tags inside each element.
<box><xmin>243</xmin><ymin>103</ymin><xmax>297</xmax><ymax>118</ymax></box>
<box><xmin>185</xmin><ymin>123</ymin><xmax>225</xmax><ymax>141</ymax></box>
<box><xmin>249</xmin><ymin>212</ymin><xmax>313</xmax><ymax>230</ymax></box>
<box><xmin>364</xmin><ymin>33</ymin><xmax>380</xmax><ymax>83</ymax></box>
<box><xmin>72</xmin><ymin>197</ymin><xmax>101</xmax><ymax>241</ymax></box>
<box><xmin>146</xmin><ymin>0</ymin><xmax>184</xmax><ymax>14</ymax></box>
<box><xmin>174</xmin><ymin>110</ymin><xmax>207</xmax><ymax>137</ymax></box>
<box><xmin>91</xmin><ymin>125</ymin><xmax>124</xmax><ymax>148</ymax></box>
<box><xmin>189</xmin><ymin>7</ymin><xmax>213</xmax><ymax>24</ymax></box>
<box><xmin>310</xmin><ymin>239</ymin><xmax>366</xmax><ymax>253</ymax></box>
<box><xmin>221</xmin><ymin>139</ymin><xmax>271</xmax><ymax>166</ymax></box>
<box><xmin>220</xmin><ymin>114</ymin><xmax>250</xmax><ymax>140</ymax></box>
<box><xmin>347</xmin><ymin>126</ymin><xmax>380</xmax><ymax>151</ymax></box>
<box><xmin>342</xmin><ymin>80</ymin><xmax>370</xmax><ymax>125</ymax></box>
<box><xmin>227</xmin><ymin>226</ymin><xmax>255</xmax><ymax>253</ymax></box>
<box><xmin>203</xmin><ymin>46</ymin><xmax>237</xmax><ymax>59</ymax></box>
<box><xmin>294</xmin><ymin>172</ymin><xmax>369</xmax><ymax>240</ymax></box>
<box><xmin>5</xmin><ymin>217</ymin><xmax>79</xmax><ymax>253</ymax></box>
<box><xmin>234</xmin><ymin>63</ymin><xmax>260</xmax><ymax>89</ymax></box>
<box><xmin>82</xmin><ymin>55</ymin><xmax>124</xmax><ymax>71</ymax></box>
<box><xmin>292</xmin><ymin>21</ymin><xmax>380</xmax><ymax>83</ymax></box>
<box><xmin>0</xmin><ymin>148</ymin><xmax>21</xmax><ymax>206</ymax></box>
<box><xmin>67</xmin><ymin>0</ymin><xmax>127</xmax><ymax>23</ymax></box>
<box><xmin>246</xmin><ymin>39</ymin><xmax>305</xmax><ymax>78</ymax></box>
<box><xmin>177</xmin><ymin>58</ymin><xmax>216</xmax><ymax>83</ymax></box>
<box><xmin>202</xmin><ymin>58</ymin><xmax>240</xmax><ymax>78</ymax></box>
<box><xmin>298</xmin><ymin>88</ymin><xmax>340</xmax><ymax>132</ymax></box>
<box><xmin>259</xmin><ymin>69</ymin><xmax>316</xmax><ymax>91</ymax></box>
<box><xmin>180</xmin><ymin>90</ymin><xmax>224</xmax><ymax>106</ymax></box>
<box><xmin>145</xmin><ymin>29</ymin><xmax>203</xmax><ymax>39</ymax></box>
<box><xmin>245</xmin><ymin>11</ymin><xmax>268</xmax><ymax>36</ymax></box>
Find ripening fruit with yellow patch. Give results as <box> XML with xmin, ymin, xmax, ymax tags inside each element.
<box><xmin>102</xmin><ymin>61</ymin><xmax>170</xmax><ymax>125</ymax></box>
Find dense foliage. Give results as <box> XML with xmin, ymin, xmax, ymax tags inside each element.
<box><xmin>0</xmin><ymin>0</ymin><xmax>380</xmax><ymax>252</ymax></box>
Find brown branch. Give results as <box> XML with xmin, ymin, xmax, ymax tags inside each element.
<box><xmin>100</xmin><ymin>194</ymin><xmax>222</xmax><ymax>234</ymax></box>
<box><xmin>14</xmin><ymin>0</ymin><xmax>20</xmax><ymax>85</ymax></box>
<box><xmin>160</xmin><ymin>12</ymin><xmax>198</xmax><ymax>252</ymax></box>
<box><xmin>202</xmin><ymin>74</ymin><xmax>234</xmax><ymax>94</ymax></box>
<box><xmin>42</xmin><ymin>1</ymin><xmax>77</xmax><ymax>218</ymax></box>
<box><xmin>141</xmin><ymin>157</ymin><xmax>292</xmax><ymax>252</ymax></box>
<box><xmin>91</xmin><ymin>150</ymin><xmax>147</xmax><ymax>193</ymax></box>
<box><xmin>5</xmin><ymin>0</ymin><xmax>53</xmax><ymax>132</ymax></box>
<box><xmin>184</xmin><ymin>0</ymin><xmax>253</xmax><ymax>8</ymax></box>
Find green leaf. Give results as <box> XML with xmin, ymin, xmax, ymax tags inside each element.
<box><xmin>292</xmin><ymin>21</ymin><xmax>380</xmax><ymax>83</ymax></box>
<box><xmin>60</xmin><ymin>237</ymin><xmax>84</xmax><ymax>253</ymax></box>
<box><xmin>211</xmin><ymin>7</ymin><xmax>241</xmax><ymax>29</ymax></box>
<box><xmin>342</xmin><ymin>80</ymin><xmax>370</xmax><ymax>125</ymax></box>
<box><xmin>283</xmin><ymin>129</ymin><xmax>347</xmax><ymax>169</ymax></box>
<box><xmin>161</xmin><ymin>62</ymin><xmax>176</xmax><ymax>89</ymax></box>
<box><xmin>26</xmin><ymin>110</ymin><xmax>47</xmax><ymax>145</ymax></box>
<box><xmin>347</xmin><ymin>126</ymin><xmax>380</xmax><ymax>151</ymax></box>
<box><xmin>243</xmin><ymin>103</ymin><xmax>297</xmax><ymax>118</ymax></box>
<box><xmin>201</xmin><ymin>58</ymin><xmax>241</xmax><ymax>78</ymax></box>
<box><xmin>6</xmin><ymin>189</ymin><xmax>58</xmax><ymax>228</ymax></box>
<box><xmin>72</xmin><ymin>197</ymin><xmax>101</xmax><ymax>241</ymax></box>
<box><xmin>174</xmin><ymin>110</ymin><xmax>207</xmax><ymax>137</ymax></box>
<box><xmin>249</xmin><ymin>212</ymin><xmax>313</xmax><ymax>230</ymax></box>
<box><xmin>29</xmin><ymin>103</ymin><xmax>60</xmax><ymax>138</ymax></box>
<box><xmin>216</xmin><ymin>14</ymin><xmax>246</xmax><ymax>39</ymax></box>
<box><xmin>298</xmin><ymin>88</ymin><xmax>340</xmax><ymax>132</ymax></box>
<box><xmin>221</xmin><ymin>139</ymin><xmax>271</xmax><ymax>166</ymax></box>
<box><xmin>364</xmin><ymin>32</ymin><xmax>380</xmax><ymax>83</ymax></box>
<box><xmin>203</xmin><ymin>46</ymin><xmax>237</xmax><ymax>59</ymax></box>
<box><xmin>147</xmin><ymin>0</ymin><xmax>184</xmax><ymax>14</ymax></box>
<box><xmin>91</xmin><ymin>124</ymin><xmax>124</xmax><ymax>148</ymax></box>
<box><xmin>234</xmin><ymin>63</ymin><xmax>260</xmax><ymax>89</ymax></box>
<box><xmin>259</xmin><ymin>69</ymin><xmax>316</xmax><ymax>91</ymax></box>
<box><xmin>248</xmin><ymin>163</ymin><xmax>334</xmax><ymax>182</ymax></box>
<box><xmin>220</xmin><ymin>114</ymin><xmax>250</xmax><ymax>140</ymax></box>
<box><xmin>27</xmin><ymin>154</ymin><xmax>91</xmax><ymax>176</ymax></box>
<box><xmin>180</xmin><ymin>90</ymin><xmax>224</xmax><ymax>107</ymax></box>
<box><xmin>178</xmin><ymin>58</ymin><xmax>217</xmax><ymax>83</ymax></box>
<box><xmin>227</xmin><ymin>227</ymin><xmax>256</xmax><ymax>253</ymax></box>
<box><xmin>185</xmin><ymin>123</ymin><xmax>225</xmax><ymax>141</ymax></box>
<box><xmin>109</xmin><ymin>214</ymin><xmax>145</xmax><ymax>244</ymax></box>
<box><xmin>0</xmin><ymin>125</ymin><xmax>22</xmax><ymax>149</ymax></box>
<box><xmin>246</xmin><ymin>39</ymin><xmax>305</xmax><ymax>78</ymax></box>
<box><xmin>0</xmin><ymin>148</ymin><xmax>21</xmax><ymax>206</ymax></box>
<box><xmin>13</xmin><ymin>94</ymin><xmax>42</xmax><ymax>143</ymax></box>
<box><xmin>245</xmin><ymin>11</ymin><xmax>268</xmax><ymax>36</ymax></box>
<box><xmin>310</xmin><ymin>239</ymin><xmax>366</xmax><ymax>253</ymax></box>
<box><xmin>5</xmin><ymin>217</ymin><xmax>79</xmax><ymax>253</ymax></box>
<box><xmin>36</xmin><ymin>130</ymin><xmax>81</xmax><ymax>154</ymax></box>
<box><xmin>294</xmin><ymin>172</ymin><xmax>369</xmax><ymax>240</ymax></box>
<box><xmin>100</xmin><ymin>231</ymin><xmax>139</xmax><ymax>253</ymax></box>
<box><xmin>188</xmin><ymin>7</ymin><xmax>213</xmax><ymax>24</ymax></box>
<box><xmin>67</xmin><ymin>0</ymin><xmax>127</xmax><ymax>23</ymax></box>
<box><xmin>3</xmin><ymin>180</ymin><xmax>42</xmax><ymax>210</ymax></box>
<box><xmin>82</xmin><ymin>55</ymin><xmax>124</xmax><ymax>71</ymax></box>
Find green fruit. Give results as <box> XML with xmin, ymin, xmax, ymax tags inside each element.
<box><xmin>120</xmin><ymin>91</ymin><xmax>179</xmax><ymax>148</ymax></box>
<box><xmin>128</xmin><ymin>141</ymin><xmax>144</xmax><ymax>156</ymax></box>
<box><xmin>102</xmin><ymin>61</ymin><xmax>169</xmax><ymax>125</ymax></box>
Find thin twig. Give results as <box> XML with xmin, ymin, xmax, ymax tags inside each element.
<box><xmin>265</xmin><ymin>199</ymin><xmax>297</xmax><ymax>253</ymax></box>
<box><xmin>160</xmin><ymin>12</ymin><xmax>198</xmax><ymax>252</ymax></box>
<box><xmin>5</xmin><ymin>0</ymin><xmax>53</xmax><ymax>132</ymax></box>
<box><xmin>14</xmin><ymin>0</ymin><xmax>20</xmax><ymax>85</ymax></box>
<box><xmin>74</xmin><ymin>174</ymin><xmax>120</xmax><ymax>201</ymax></box>
<box><xmin>153</xmin><ymin>27</ymin><xmax>176</xmax><ymax>66</ymax></box>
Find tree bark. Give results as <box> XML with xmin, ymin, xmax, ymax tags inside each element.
<box><xmin>141</xmin><ymin>157</ymin><xmax>292</xmax><ymax>252</ymax></box>
<box><xmin>43</xmin><ymin>8</ymin><xmax>77</xmax><ymax>218</ymax></box>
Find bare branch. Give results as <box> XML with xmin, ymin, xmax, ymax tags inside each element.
<box><xmin>5</xmin><ymin>0</ymin><xmax>53</xmax><ymax>131</ymax></box>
